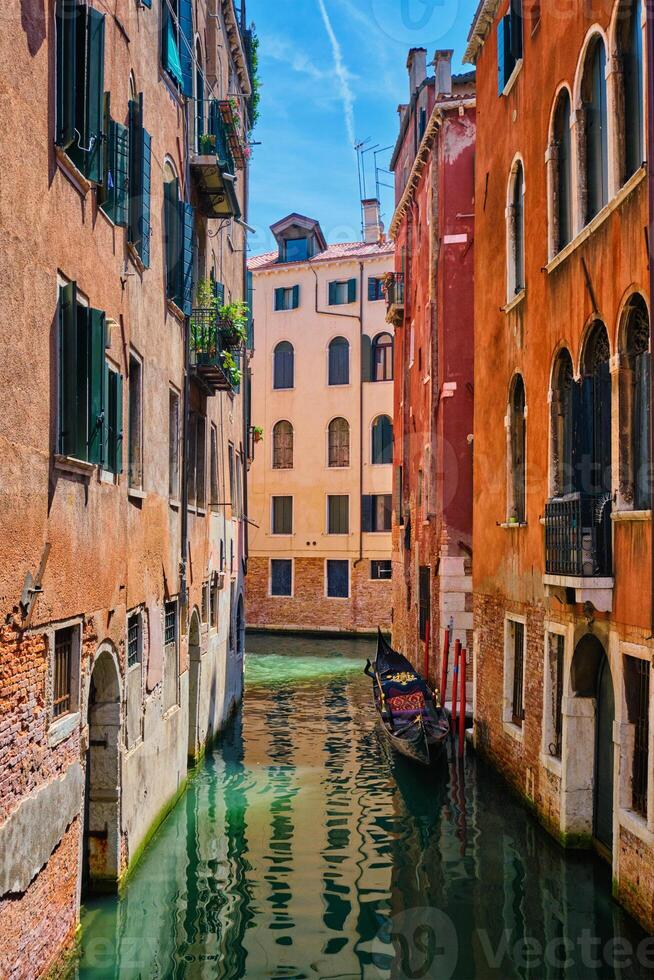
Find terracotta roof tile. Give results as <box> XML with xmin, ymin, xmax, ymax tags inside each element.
<box><xmin>248</xmin><ymin>239</ymin><xmax>394</xmax><ymax>271</ymax></box>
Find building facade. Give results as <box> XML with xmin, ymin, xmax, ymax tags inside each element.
<box><xmin>389</xmin><ymin>49</ymin><xmax>476</xmax><ymax>690</ymax></box>
<box><xmin>247</xmin><ymin>212</ymin><xmax>394</xmax><ymax>634</ymax></box>
<box><xmin>466</xmin><ymin>0</ymin><xmax>654</xmax><ymax>930</ymax></box>
<box><xmin>0</xmin><ymin>1</ymin><xmax>254</xmax><ymax>975</ymax></box>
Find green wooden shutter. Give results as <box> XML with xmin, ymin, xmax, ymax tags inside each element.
<box><xmin>361</xmin><ymin>334</ymin><xmax>372</xmax><ymax>382</ymax></box>
<box><xmin>141</xmin><ymin>0</ymin><xmax>152</xmax><ymax>7</ymax></box>
<box><xmin>347</xmin><ymin>278</ymin><xmax>357</xmax><ymax>303</ymax></box>
<box><xmin>328</xmin><ymin>282</ymin><xmax>337</xmax><ymax>306</ymax></box>
<box><xmin>162</xmin><ymin>0</ymin><xmax>183</xmax><ymax>87</ymax></box>
<box><xmin>180</xmin><ymin>202</ymin><xmax>195</xmax><ymax>314</ymax></box>
<box><xmin>101</xmin><ymin>114</ymin><xmax>129</xmax><ymax>227</ymax></box>
<box><xmin>292</xmin><ymin>285</ymin><xmax>300</xmax><ymax>309</ymax></box>
<box><xmin>274</xmin><ymin>287</ymin><xmax>284</xmax><ymax>311</ymax></box>
<box><xmin>74</xmin><ymin>305</ymin><xmax>90</xmax><ymax>460</ymax></box>
<box><xmin>497</xmin><ymin>16</ymin><xmax>507</xmax><ymax>95</ymax></box>
<box><xmin>139</xmin><ymin>130</ymin><xmax>152</xmax><ymax>267</ymax></box>
<box><xmin>87</xmin><ymin>308</ymin><xmax>106</xmax><ymax>465</ymax></box>
<box><xmin>85</xmin><ymin>6</ymin><xmax>105</xmax><ymax>183</ymax></box>
<box><xmin>128</xmin><ymin>98</ymin><xmax>141</xmax><ymax>245</ymax></box>
<box><xmin>56</xmin><ymin>0</ymin><xmax>77</xmax><ymax>148</ymax></box>
<box><xmin>164</xmin><ymin>178</ymin><xmax>180</xmax><ymax>299</ymax></box>
<box><xmin>59</xmin><ymin>281</ymin><xmax>80</xmax><ymax>456</ymax></box>
<box><xmin>179</xmin><ymin>0</ymin><xmax>194</xmax><ymax>97</ymax></box>
<box><xmin>367</xmin><ymin>278</ymin><xmax>377</xmax><ymax>302</ymax></box>
<box><xmin>106</xmin><ymin>368</ymin><xmax>123</xmax><ymax>474</ymax></box>
<box><xmin>213</xmin><ymin>279</ymin><xmax>225</xmax><ymax>306</ymax></box>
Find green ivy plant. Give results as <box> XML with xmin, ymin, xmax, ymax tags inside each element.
<box><xmin>221</xmin><ymin>349</ymin><xmax>242</xmax><ymax>387</ymax></box>
<box><xmin>198</xmin><ymin>133</ymin><xmax>217</xmax><ymax>155</ymax></box>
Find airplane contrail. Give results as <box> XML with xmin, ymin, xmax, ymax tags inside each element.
<box><xmin>316</xmin><ymin>0</ymin><xmax>356</xmax><ymax>148</ymax></box>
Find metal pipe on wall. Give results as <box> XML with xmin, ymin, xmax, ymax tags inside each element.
<box><xmin>647</xmin><ymin>2</ymin><xmax>654</xmax><ymax>632</ymax></box>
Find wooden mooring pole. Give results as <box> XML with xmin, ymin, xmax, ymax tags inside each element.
<box><xmin>458</xmin><ymin>648</ymin><xmax>467</xmax><ymax>757</ymax></box>
<box><xmin>451</xmin><ymin>639</ymin><xmax>461</xmax><ymax>731</ymax></box>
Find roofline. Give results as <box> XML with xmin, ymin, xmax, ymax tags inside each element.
<box><xmin>389</xmin><ymin>76</ymin><xmax>434</xmax><ymax>172</ymax></box>
<box><xmin>464</xmin><ymin>0</ymin><xmax>501</xmax><ymax>65</ymax></box>
<box><xmin>269</xmin><ymin>213</ymin><xmax>328</xmax><ymax>252</ymax></box>
<box><xmin>248</xmin><ymin>246</ymin><xmax>395</xmax><ymax>275</ymax></box>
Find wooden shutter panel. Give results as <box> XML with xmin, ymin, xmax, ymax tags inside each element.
<box><xmin>86</xmin><ymin>6</ymin><xmax>105</xmax><ymax>182</ymax></box>
<box><xmin>141</xmin><ymin>0</ymin><xmax>152</xmax><ymax>7</ymax></box>
<box><xmin>128</xmin><ymin>97</ymin><xmax>142</xmax><ymax>245</ymax></box>
<box><xmin>180</xmin><ymin>202</ymin><xmax>195</xmax><ymax>314</ymax></box>
<box><xmin>292</xmin><ymin>285</ymin><xmax>300</xmax><ymax>309</ymax></box>
<box><xmin>56</xmin><ymin>0</ymin><xmax>77</xmax><ymax>149</ymax></box>
<box><xmin>102</xmin><ymin>118</ymin><xmax>129</xmax><ymax>227</ymax></box>
<box><xmin>361</xmin><ymin>495</ymin><xmax>372</xmax><ymax>533</ymax></box>
<box><xmin>59</xmin><ymin>281</ymin><xmax>80</xmax><ymax>457</ymax></box>
<box><xmin>328</xmin><ymin>282</ymin><xmax>337</xmax><ymax>306</ymax></box>
<box><xmin>274</xmin><ymin>287</ymin><xmax>284</xmax><ymax>311</ymax></box>
<box><xmin>367</xmin><ymin>278</ymin><xmax>377</xmax><ymax>302</ymax></box>
<box><xmin>497</xmin><ymin>16</ymin><xmax>508</xmax><ymax>95</ymax></box>
<box><xmin>108</xmin><ymin>369</ymin><xmax>124</xmax><ymax>474</ymax></box>
<box><xmin>179</xmin><ymin>0</ymin><xmax>194</xmax><ymax>97</ymax></box>
<box><xmin>213</xmin><ymin>279</ymin><xmax>225</xmax><ymax>306</ymax></box>
<box><xmin>87</xmin><ymin>308</ymin><xmax>106</xmax><ymax>465</ymax></box>
<box><xmin>347</xmin><ymin>278</ymin><xmax>357</xmax><ymax>304</ymax></box>
<box><xmin>139</xmin><ymin>130</ymin><xmax>152</xmax><ymax>267</ymax></box>
<box><xmin>164</xmin><ymin>178</ymin><xmax>180</xmax><ymax>299</ymax></box>
<box><xmin>361</xmin><ymin>334</ymin><xmax>372</xmax><ymax>382</ymax></box>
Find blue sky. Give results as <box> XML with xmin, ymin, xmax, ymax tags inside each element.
<box><xmin>247</xmin><ymin>0</ymin><xmax>479</xmax><ymax>256</ymax></box>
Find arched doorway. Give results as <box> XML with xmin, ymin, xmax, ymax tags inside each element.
<box><xmin>83</xmin><ymin>650</ymin><xmax>121</xmax><ymax>894</ymax></box>
<box><xmin>569</xmin><ymin>633</ymin><xmax>615</xmax><ymax>857</ymax></box>
<box><xmin>187</xmin><ymin>608</ymin><xmax>202</xmax><ymax>767</ymax></box>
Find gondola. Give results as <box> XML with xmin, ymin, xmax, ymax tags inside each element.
<box><xmin>365</xmin><ymin>630</ymin><xmax>449</xmax><ymax>766</ymax></box>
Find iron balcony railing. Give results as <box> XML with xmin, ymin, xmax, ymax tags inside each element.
<box><xmin>385</xmin><ymin>272</ymin><xmax>405</xmax><ymax>308</ymax></box>
<box><xmin>190</xmin><ymin>309</ymin><xmax>242</xmax><ymax>393</ymax></box>
<box><xmin>544</xmin><ymin>491</ymin><xmax>613</xmax><ymax>578</ymax></box>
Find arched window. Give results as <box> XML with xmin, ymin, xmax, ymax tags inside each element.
<box><xmin>507</xmin><ymin>161</ymin><xmax>525</xmax><ymax>298</ymax></box>
<box><xmin>328</xmin><ymin>418</ymin><xmax>350</xmax><ymax>467</ymax></box>
<box><xmin>163</xmin><ymin>162</ymin><xmax>180</xmax><ymax>301</ymax></box>
<box><xmin>372</xmin><ymin>333</ymin><xmax>394</xmax><ymax>381</ymax></box>
<box><xmin>328</xmin><ymin>337</ymin><xmax>349</xmax><ymax>385</ymax></box>
<box><xmin>371</xmin><ymin>415</ymin><xmax>393</xmax><ymax>465</ymax></box>
<box><xmin>273</xmin><ymin>342</ymin><xmax>294</xmax><ymax>390</ymax></box>
<box><xmin>195</xmin><ymin>39</ymin><xmax>204</xmax><ymax>153</ymax></box>
<box><xmin>582</xmin><ymin>36</ymin><xmax>609</xmax><ymax>223</ymax></box>
<box><xmin>551</xmin><ymin>90</ymin><xmax>572</xmax><ymax>253</ymax></box>
<box><xmin>508</xmin><ymin>375</ymin><xmax>526</xmax><ymax>523</ymax></box>
<box><xmin>619</xmin><ymin>0</ymin><xmax>644</xmax><ymax>182</ymax></box>
<box><xmin>580</xmin><ymin>321</ymin><xmax>612</xmax><ymax>496</ymax></box>
<box><xmin>550</xmin><ymin>349</ymin><xmax>574</xmax><ymax>497</ymax></box>
<box><xmin>272</xmin><ymin>420</ymin><xmax>293</xmax><ymax>469</ymax></box>
<box><xmin>619</xmin><ymin>296</ymin><xmax>650</xmax><ymax>509</ymax></box>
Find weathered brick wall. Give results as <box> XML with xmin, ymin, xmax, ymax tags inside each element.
<box><xmin>246</xmin><ymin>557</ymin><xmax>391</xmax><ymax>634</ymax></box>
<box><xmin>617</xmin><ymin>826</ymin><xmax>654</xmax><ymax>933</ymax></box>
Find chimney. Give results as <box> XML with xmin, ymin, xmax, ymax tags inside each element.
<box><xmin>434</xmin><ymin>49</ymin><xmax>453</xmax><ymax>98</ymax></box>
<box><xmin>407</xmin><ymin>48</ymin><xmax>427</xmax><ymax>97</ymax></box>
<box><xmin>362</xmin><ymin>199</ymin><xmax>382</xmax><ymax>244</ymax></box>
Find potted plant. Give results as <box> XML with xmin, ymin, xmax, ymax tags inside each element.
<box><xmin>219</xmin><ymin>300</ymin><xmax>249</xmax><ymax>348</ymax></box>
<box><xmin>252</xmin><ymin>425</ymin><xmax>263</xmax><ymax>443</ymax></box>
<box><xmin>220</xmin><ymin>349</ymin><xmax>242</xmax><ymax>387</ymax></box>
<box><xmin>198</xmin><ymin>133</ymin><xmax>216</xmax><ymax>155</ymax></box>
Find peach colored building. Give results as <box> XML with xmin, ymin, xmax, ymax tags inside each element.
<box><xmin>247</xmin><ymin>211</ymin><xmax>395</xmax><ymax>634</ymax></box>
<box><xmin>0</xmin><ymin>1</ymin><xmax>254</xmax><ymax>975</ymax></box>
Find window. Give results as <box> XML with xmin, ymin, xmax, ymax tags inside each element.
<box><xmin>194</xmin><ymin>39</ymin><xmax>204</xmax><ymax>153</ymax></box>
<box><xmin>235</xmin><ymin>449</ymin><xmax>243</xmax><ymax>518</ymax></box>
<box><xmin>196</xmin><ymin>416</ymin><xmax>206</xmax><ymax>509</ymax></box>
<box><xmin>169</xmin><ymin>389</ymin><xmax>180</xmax><ymax>499</ymax></box>
<box><xmin>272</xmin><ymin>495</ymin><xmax>293</xmax><ymax>534</ymax></box>
<box><xmin>326</xmin><ymin>560</ymin><xmax>349</xmax><ymax>599</ymax></box>
<box><xmin>582</xmin><ymin>37</ymin><xmax>609</xmax><ymax>223</ymax></box>
<box><xmin>619</xmin><ymin>295</ymin><xmax>650</xmax><ymax>510</ymax></box>
<box><xmin>505</xmin><ymin>619</ymin><xmax>525</xmax><ymax>728</ymax></box>
<box><xmin>274</xmin><ymin>286</ymin><xmax>300</xmax><ymax>311</ymax></box>
<box><xmin>128</xmin><ymin>94</ymin><xmax>152</xmax><ymax>268</ymax></box>
<box><xmin>395</xmin><ymin>464</ymin><xmax>404</xmax><ymax>526</ymax></box>
<box><xmin>371</xmin><ymin>560</ymin><xmax>392</xmax><ymax>580</ymax></box>
<box><xmin>100</xmin><ymin>108</ymin><xmax>129</xmax><ymax>228</ymax></box>
<box><xmin>58</xmin><ymin>283</ymin><xmax>123</xmax><ymax>472</ymax></box>
<box><xmin>127</xmin><ymin>612</ymin><xmax>142</xmax><ymax>670</ymax></box>
<box><xmin>545</xmin><ymin>632</ymin><xmax>564</xmax><ymax>757</ymax></box>
<box><xmin>162</xmin><ymin>0</ymin><xmax>192</xmax><ymax>95</ymax></box>
<box><xmin>328</xmin><ymin>279</ymin><xmax>357</xmax><ymax>306</ymax></box>
<box><xmin>327</xmin><ymin>495</ymin><xmax>349</xmax><ymax>534</ymax></box>
<box><xmin>128</xmin><ymin>354</ymin><xmax>143</xmax><ymax>490</ymax></box>
<box><xmin>210</xmin><ymin>577</ymin><xmax>219</xmax><ymax>628</ymax></box>
<box><xmin>372</xmin><ymin>333</ymin><xmax>393</xmax><ymax>382</ymax></box>
<box><xmin>419</xmin><ymin>566</ymin><xmax>431</xmax><ymax>641</ymax></box>
<box><xmin>550</xmin><ymin>90</ymin><xmax>572</xmax><ymax>255</ymax></box>
<box><xmin>271</xmin><ymin>559</ymin><xmax>293</xmax><ymax>597</ymax></box>
<box><xmin>228</xmin><ymin>443</ymin><xmax>236</xmax><ymax>509</ymax></box>
<box><xmin>210</xmin><ymin>424</ymin><xmax>219</xmax><ymax>505</ymax></box>
<box><xmin>507</xmin><ymin>161</ymin><xmax>525</xmax><ymax>297</ymax></box>
<box><xmin>164</xmin><ymin>169</ymin><xmax>194</xmax><ymax>315</ymax></box>
<box><xmin>619</xmin><ymin>0</ymin><xmax>644</xmax><ymax>183</ymax></box>
<box><xmin>273</xmin><ymin>341</ymin><xmax>294</xmax><ymax>389</ymax></box>
<box><xmin>508</xmin><ymin>375</ymin><xmax>526</xmax><ymax>523</ymax></box>
<box><xmin>273</xmin><ymin>420</ymin><xmax>294</xmax><ymax>469</ymax></box>
<box><xmin>371</xmin><ymin>415</ymin><xmax>393</xmax><ymax>464</ymax></box>
<box><xmin>201</xmin><ymin>582</ymin><xmax>209</xmax><ymax>623</ymax></box>
<box><xmin>624</xmin><ymin>655</ymin><xmax>650</xmax><ymax>818</ymax></box>
<box><xmin>496</xmin><ymin>0</ymin><xmax>523</xmax><ymax>94</ymax></box>
<box><xmin>283</xmin><ymin>238</ymin><xmax>309</xmax><ymax>262</ymax></box>
<box><xmin>361</xmin><ymin>494</ymin><xmax>392</xmax><ymax>532</ymax></box>
<box><xmin>55</xmin><ymin>0</ymin><xmax>105</xmax><ymax>182</ymax></box>
<box><xmin>328</xmin><ymin>337</ymin><xmax>350</xmax><ymax>385</ymax></box>
<box><xmin>163</xmin><ymin>599</ymin><xmax>178</xmax><ymax>711</ymax></box>
<box><xmin>550</xmin><ymin>349</ymin><xmax>574</xmax><ymax>497</ymax></box>
<box><xmin>368</xmin><ymin>277</ymin><xmax>384</xmax><ymax>301</ymax></box>
<box><xmin>52</xmin><ymin>625</ymin><xmax>78</xmax><ymax>719</ymax></box>
<box><xmin>328</xmin><ymin>418</ymin><xmax>350</xmax><ymax>467</ymax></box>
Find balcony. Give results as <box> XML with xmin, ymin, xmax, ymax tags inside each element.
<box><xmin>544</xmin><ymin>492</ymin><xmax>614</xmax><ymax>611</ymax></box>
<box><xmin>190</xmin><ymin>112</ymin><xmax>241</xmax><ymax>219</ymax></box>
<box><xmin>190</xmin><ymin>309</ymin><xmax>242</xmax><ymax>394</ymax></box>
<box><xmin>385</xmin><ymin>272</ymin><xmax>405</xmax><ymax>326</ymax></box>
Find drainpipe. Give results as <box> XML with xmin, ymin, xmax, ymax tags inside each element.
<box><xmin>180</xmin><ymin>314</ymin><xmax>190</xmax><ymax>607</ymax></box>
<box><xmin>648</xmin><ymin>1</ymin><xmax>654</xmax><ymax>633</ymax></box>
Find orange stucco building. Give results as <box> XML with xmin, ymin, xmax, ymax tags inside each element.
<box><xmin>0</xmin><ymin>1</ymin><xmax>253</xmax><ymax>974</ymax></box>
<box><xmin>466</xmin><ymin>0</ymin><xmax>654</xmax><ymax>930</ymax></box>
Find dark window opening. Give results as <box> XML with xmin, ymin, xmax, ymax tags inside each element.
<box><xmin>372</xmin><ymin>333</ymin><xmax>393</xmax><ymax>381</ymax></box>
<box><xmin>272</xmin><ymin>495</ymin><xmax>293</xmax><ymax>535</ymax></box>
<box><xmin>624</xmin><ymin>655</ymin><xmax>650</xmax><ymax>818</ymax></box>
<box><xmin>273</xmin><ymin>341</ymin><xmax>294</xmax><ymax>389</ymax></box>
<box><xmin>127</xmin><ymin>613</ymin><xmax>141</xmax><ymax>669</ymax></box>
<box><xmin>271</xmin><ymin>559</ymin><xmax>292</xmax><ymax>597</ymax></box>
<box><xmin>53</xmin><ymin>626</ymin><xmax>75</xmax><ymax>719</ymax></box>
<box><xmin>553</xmin><ymin>91</ymin><xmax>572</xmax><ymax>252</ymax></box>
<box><xmin>372</xmin><ymin>415</ymin><xmax>393</xmax><ymax>464</ymax></box>
<box><xmin>620</xmin><ymin>0</ymin><xmax>644</xmax><ymax>182</ymax></box>
<box><xmin>327</xmin><ymin>560</ymin><xmax>349</xmax><ymax>598</ymax></box>
<box><xmin>328</xmin><ymin>495</ymin><xmax>349</xmax><ymax>534</ymax></box>
<box><xmin>583</xmin><ymin>37</ymin><xmax>609</xmax><ymax>223</ymax></box>
<box><xmin>371</xmin><ymin>560</ymin><xmax>392</xmax><ymax>580</ymax></box>
<box><xmin>419</xmin><ymin>566</ymin><xmax>431</xmax><ymax>641</ymax></box>
<box><xmin>548</xmin><ymin>633</ymin><xmax>564</xmax><ymax>757</ymax></box>
<box><xmin>328</xmin><ymin>337</ymin><xmax>350</xmax><ymax>385</ymax></box>
<box><xmin>511</xmin><ymin>620</ymin><xmax>525</xmax><ymax>727</ymax></box>
<box><xmin>361</xmin><ymin>494</ymin><xmax>392</xmax><ymax>533</ymax></box>
<box><xmin>509</xmin><ymin>375</ymin><xmax>526</xmax><ymax>523</ymax></box>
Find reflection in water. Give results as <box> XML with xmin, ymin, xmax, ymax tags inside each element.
<box><xmin>77</xmin><ymin>635</ymin><xmax>650</xmax><ymax>979</ymax></box>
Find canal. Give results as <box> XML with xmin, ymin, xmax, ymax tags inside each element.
<box><xmin>76</xmin><ymin>634</ymin><xmax>652</xmax><ymax>979</ymax></box>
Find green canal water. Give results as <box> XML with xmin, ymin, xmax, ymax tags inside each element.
<box><xmin>76</xmin><ymin>634</ymin><xmax>653</xmax><ymax>979</ymax></box>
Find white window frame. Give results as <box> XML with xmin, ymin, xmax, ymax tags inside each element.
<box><xmin>269</xmin><ymin>558</ymin><xmax>294</xmax><ymax>598</ymax></box>
<box><xmin>47</xmin><ymin>618</ymin><xmax>83</xmax><ymax>746</ymax></box>
<box><xmin>503</xmin><ymin>614</ymin><xmax>527</xmax><ymax>741</ymax></box>
<box><xmin>271</xmin><ymin>494</ymin><xmax>294</xmax><ymax>535</ymax></box>
<box><xmin>325</xmin><ymin>558</ymin><xmax>350</xmax><ymax>600</ymax></box>
<box><xmin>326</xmin><ymin>493</ymin><xmax>350</xmax><ymax>535</ymax></box>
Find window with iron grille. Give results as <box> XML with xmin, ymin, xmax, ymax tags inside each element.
<box><xmin>625</xmin><ymin>655</ymin><xmax>650</xmax><ymax>818</ymax></box>
<box><xmin>371</xmin><ymin>560</ymin><xmax>392</xmax><ymax>580</ymax></box>
<box><xmin>509</xmin><ymin>620</ymin><xmax>525</xmax><ymax>727</ymax></box>
<box><xmin>164</xmin><ymin>601</ymin><xmax>177</xmax><ymax>647</ymax></box>
<box><xmin>127</xmin><ymin>612</ymin><xmax>141</xmax><ymax>669</ymax></box>
<box><xmin>53</xmin><ymin>626</ymin><xmax>75</xmax><ymax>719</ymax></box>
<box><xmin>547</xmin><ymin>633</ymin><xmax>564</xmax><ymax>757</ymax></box>
<box><xmin>169</xmin><ymin>389</ymin><xmax>180</xmax><ymax>499</ymax></box>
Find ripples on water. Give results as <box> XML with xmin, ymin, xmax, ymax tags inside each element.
<box><xmin>77</xmin><ymin>634</ymin><xmax>651</xmax><ymax>979</ymax></box>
